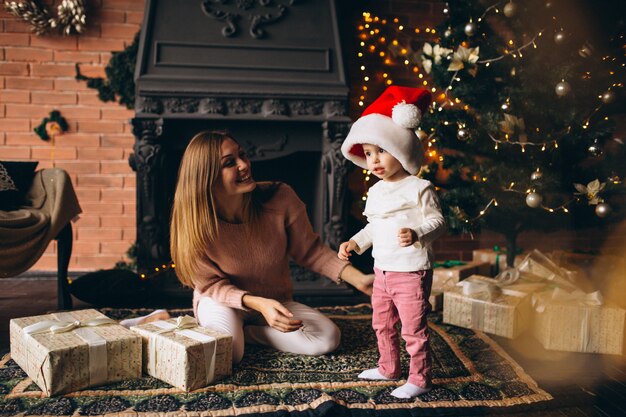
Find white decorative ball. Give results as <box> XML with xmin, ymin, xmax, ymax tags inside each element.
<box><xmin>595</xmin><ymin>202</ymin><xmax>611</xmax><ymax>218</ymax></box>
<box><xmin>526</xmin><ymin>192</ymin><xmax>543</xmax><ymax>208</ymax></box>
<box><xmin>503</xmin><ymin>2</ymin><xmax>517</xmax><ymax>17</ymax></box>
<box><xmin>392</xmin><ymin>101</ymin><xmax>422</xmax><ymax>129</ymax></box>
<box><xmin>554</xmin><ymin>31</ymin><xmax>566</xmax><ymax>45</ymax></box>
<box><xmin>601</xmin><ymin>90</ymin><xmax>616</xmax><ymax>104</ymax></box>
<box><xmin>464</xmin><ymin>22</ymin><xmax>477</xmax><ymax>36</ymax></box>
<box><xmin>555</xmin><ymin>81</ymin><xmax>571</xmax><ymax>97</ymax></box>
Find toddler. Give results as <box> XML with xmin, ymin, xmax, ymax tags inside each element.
<box><xmin>338</xmin><ymin>86</ymin><xmax>446</xmax><ymax>398</ymax></box>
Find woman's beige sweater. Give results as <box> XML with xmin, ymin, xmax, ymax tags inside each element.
<box><xmin>192</xmin><ymin>182</ymin><xmax>348</xmax><ymax>313</ymax></box>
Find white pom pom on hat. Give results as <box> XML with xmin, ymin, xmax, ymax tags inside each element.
<box><xmin>341</xmin><ymin>86</ymin><xmax>432</xmax><ymax>175</ymax></box>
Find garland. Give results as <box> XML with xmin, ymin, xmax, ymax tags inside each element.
<box><xmin>4</xmin><ymin>0</ymin><xmax>86</xmax><ymax>36</ymax></box>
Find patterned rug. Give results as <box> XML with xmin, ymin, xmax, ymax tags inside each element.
<box><xmin>0</xmin><ymin>304</ymin><xmax>551</xmax><ymax>416</ymax></box>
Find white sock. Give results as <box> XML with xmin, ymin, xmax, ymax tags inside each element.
<box><xmin>358</xmin><ymin>368</ymin><xmax>392</xmax><ymax>380</ymax></box>
<box><xmin>391</xmin><ymin>382</ymin><xmax>432</xmax><ymax>399</ymax></box>
<box><xmin>119</xmin><ymin>309</ymin><xmax>170</xmax><ymax>328</ymax></box>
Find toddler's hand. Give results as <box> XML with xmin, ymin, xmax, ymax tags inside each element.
<box><xmin>397</xmin><ymin>228</ymin><xmax>417</xmax><ymax>247</ymax></box>
<box><xmin>338</xmin><ymin>240</ymin><xmax>358</xmax><ymax>260</ymax></box>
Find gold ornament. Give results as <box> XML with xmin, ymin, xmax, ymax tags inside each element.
<box><xmin>530</xmin><ymin>169</ymin><xmax>543</xmax><ymax>181</ymax></box>
<box><xmin>578</xmin><ymin>42</ymin><xmax>593</xmax><ymax>58</ymax></box>
<box><xmin>457</xmin><ymin>128</ymin><xmax>470</xmax><ymax>141</ymax></box>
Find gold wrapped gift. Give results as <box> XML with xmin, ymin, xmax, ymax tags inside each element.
<box><xmin>472</xmin><ymin>247</ymin><xmax>526</xmax><ymax>275</ymax></box>
<box><xmin>532</xmin><ymin>288</ymin><xmax>625</xmax><ymax>355</ymax></box>
<box><xmin>10</xmin><ymin>309</ymin><xmax>142</xmax><ymax>396</ymax></box>
<box><xmin>433</xmin><ymin>261</ymin><xmax>491</xmax><ymax>291</ymax></box>
<box><xmin>131</xmin><ymin>315</ymin><xmax>232</xmax><ymax>391</ymax></box>
<box><xmin>443</xmin><ymin>275</ymin><xmax>545</xmax><ymax>339</ymax></box>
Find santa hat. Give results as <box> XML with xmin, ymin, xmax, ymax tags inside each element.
<box><xmin>341</xmin><ymin>86</ymin><xmax>431</xmax><ymax>175</ymax></box>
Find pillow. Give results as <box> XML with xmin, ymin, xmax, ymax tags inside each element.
<box><xmin>0</xmin><ymin>161</ymin><xmax>39</xmax><ymax>210</ymax></box>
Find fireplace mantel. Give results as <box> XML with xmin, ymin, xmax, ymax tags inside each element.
<box><xmin>130</xmin><ymin>0</ymin><xmax>353</xmax><ymax>296</ymax></box>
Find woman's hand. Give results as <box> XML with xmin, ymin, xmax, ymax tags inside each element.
<box><xmin>339</xmin><ymin>265</ymin><xmax>374</xmax><ymax>296</ymax></box>
<box><xmin>338</xmin><ymin>240</ymin><xmax>359</xmax><ymax>261</ymax></box>
<box><xmin>243</xmin><ymin>295</ymin><xmax>303</xmax><ymax>332</ymax></box>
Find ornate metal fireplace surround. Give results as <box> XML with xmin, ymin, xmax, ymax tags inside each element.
<box><xmin>130</xmin><ymin>0</ymin><xmax>353</xmax><ymax>295</ymax></box>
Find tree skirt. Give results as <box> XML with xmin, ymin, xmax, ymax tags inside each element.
<box><xmin>0</xmin><ymin>304</ymin><xmax>552</xmax><ymax>416</ymax></box>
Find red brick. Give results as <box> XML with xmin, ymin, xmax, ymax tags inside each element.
<box><xmin>78</xmin><ymin>121</ymin><xmax>125</xmax><ymax>133</ymax></box>
<box><xmin>101</xmin><ymin>188</ymin><xmax>135</xmax><ymax>201</ymax></box>
<box><xmin>100</xmin><ymin>215</ymin><xmax>135</xmax><ymax>227</ymax></box>
<box><xmin>61</xmin><ymin>133</ymin><xmax>100</xmax><ymax>147</ymax></box>
<box><xmin>96</xmin><ymin>9</ymin><xmax>126</xmax><ymax>23</ymax></box>
<box><xmin>78</xmin><ymin>147</ymin><xmax>124</xmax><ymax>160</ymax></box>
<box><xmin>31</xmin><ymin>255</ymin><xmax>58</xmax><ymax>271</ymax></box>
<box><xmin>75</xmin><ymin>64</ymin><xmax>106</xmax><ymax>78</ymax></box>
<box><xmin>104</xmin><ymin>0</ymin><xmax>145</xmax><ymax>11</ymax></box>
<box><xmin>101</xmin><ymin>107</ymin><xmax>134</xmax><ymax>120</ymax></box>
<box><xmin>79</xmin><ymin>24</ymin><xmax>102</xmax><ymax>38</ymax></box>
<box><xmin>0</xmin><ymin>119</ymin><xmax>30</xmax><ymax>131</ymax></box>
<box><xmin>101</xmin><ymin>161</ymin><xmax>132</xmax><ymax>174</ymax></box>
<box><xmin>77</xmin><ymin>92</ymin><xmax>106</xmax><ymax>105</ymax></box>
<box><xmin>125</xmin><ymin>11</ymin><xmax>144</xmax><ymax>24</ymax></box>
<box><xmin>5</xmin><ymin>47</ymin><xmax>53</xmax><ymax>61</ymax></box>
<box><xmin>122</xmin><ymin>228</ymin><xmax>136</xmax><ymax>240</ymax></box>
<box><xmin>101</xmin><ymin>134</ymin><xmax>134</xmax><ymax>147</ymax></box>
<box><xmin>6</xmin><ymin>77</ymin><xmax>54</xmax><ymax>90</ymax></box>
<box><xmin>30</xmin><ymin>35</ymin><xmax>78</xmax><ymax>50</ymax></box>
<box><xmin>31</xmin><ymin>63</ymin><xmax>76</xmax><ymax>77</ymax></box>
<box><xmin>0</xmin><ymin>90</ymin><xmax>30</xmax><ymax>103</ymax></box>
<box><xmin>0</xmin><ymin>62</ymin><xmax>28</xmax><ymax>76</ymax></box>
<box><xmin>31</xmin><ymin>147</ymin><xmax>77</xmax><ymax>160</ymax></box>
<box><xmin>72</xmin><ymin>241</ymin><xmax>101</xmax><ymax>255</ymax></box>
<box><xmin>77</xmin><ymin>226</ymin><xmax>122</xmax><ymax>240</ymax></box>
<box><xmin>100</xmin><ymin>241</ymin><xmax>135</xmax><ymax>255</ymax></box>
<box><xmin>78</xmin><ymin>37</ymin><xmax>126</xmax><ymax>52</ymax></box>
<box><xmin>55</xmin><ymin>161</ymin><xmax>100</xmax><ymax>174</ymax></box>
<box><xmin>122</xmin><ymin>202</ymin><xmax>135</xmax><ymax>214</ymax></box>
<box><xmin>0</xmin><ymin>146</ymin><xmax>30</xmax><ymax>158</ymax></box>
<box><xmin>4</xmin><ymin>133</ymin><xmax>40</xmax><ymax>146</ymax></box>
<box><xmin>74</xmin><ymin>189</ymin><xmax>101</xmax><ymax>203</ymax></box>
<box><xmin>6</xmin><ymin>104</ymin><xmax>54</xmax><ymax>118</ymax></box>
<box><xmin>3</xmin><ymin>19</ymin><xmax>31</xmax><ymax>33</ymax></box>
<box><xmin>58</xmin><ymin>106</ymin><xmax>101</xmax><ymax>120</ymax></box>
<box><xmin>101</xmin><ymin>23</ymin><xmax>139</xmax><ymax>39</ymax></box>
<box><xmin>56</xmin><ymin>78</ymin><xmax>91</xmax><ymax>91</ymax></box>
<box><xmin>0</xmin><ymin>33</ymin><xmax>30</xmax><ymax>46</ymax></box>
<box><xmin>36</xmin><ymin>160</ymin><xmax>54</xmax><ymax>169</ymax></box>
<box><xmin>31</xmin><ymin>91</ymin><xmax>77</xmax><ymax>105</ymax></box>
<box><xmin>123</xmin><ymin>175</ymin><xmax>135</xmax><ymax>188</ymax></box>
<box><xmin>74</xmin><ymin>215</ymin><xmax>100</xmax><ymax>226</ymax></box>
<box><xmin>54</xmin><ymin>51</ymin><xmax>101</xmax><ymax>63</ymax></box>
<box><xmin>74</xmin><ymin>255</ymin><xmax>126</xmax><ymax>269</ymax></box>
<box><xmin>76</xmin><ymin>174</ymin><xmax>124</xmax><ymax>188</ymax></box>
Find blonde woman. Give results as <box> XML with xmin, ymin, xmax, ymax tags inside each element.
<box><xmin>170</xmin><ymin>131</ymin><xmax>374</xmax><ymax>363</ymax></box>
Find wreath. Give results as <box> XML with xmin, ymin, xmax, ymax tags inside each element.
<box><xmin>4</xmin><ymin>0</ymin><xmax>86</xmax><ymax>36</ymax></box>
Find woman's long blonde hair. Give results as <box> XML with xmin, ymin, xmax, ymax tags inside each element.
<box><xmin>170</xmin><ymin>130</ymin><xmax>258</xmax><ymax>287</ymax></box>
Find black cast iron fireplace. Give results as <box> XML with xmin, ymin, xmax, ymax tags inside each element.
<box><xmin>130</xmin><ymin>0</ymin><xmax>354</xmax><ymax>295</ymax></box>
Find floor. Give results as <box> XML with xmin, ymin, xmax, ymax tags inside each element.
<box><xmin>1</xmin><ymin>276</ymin><xmax>625</xmax><ymax>416</ymax></box>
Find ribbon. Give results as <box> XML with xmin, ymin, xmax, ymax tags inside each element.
<box><xmin>492</xmin><ymin>245</ymin><xmax>523</xmax><ymax>275</ymax></box>
<box><xmin>23</xmin><ymin>313</ymin><xmax>115</xmax><ymax>389</ymax></box>
<box><xmin>433</xmin><ymin>260</ymin><xmax>466</xmax><ymax>269</ymax></box>
<box><xmin>149</xmin><ymin>316</ymin><xmax>217</xmax><ymax>386</ymax></box>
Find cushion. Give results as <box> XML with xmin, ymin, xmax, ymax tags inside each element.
<box><xmin>0</xmin><ymin>161</ymin><xmax>39</xmax><ymax>210</ymax></box>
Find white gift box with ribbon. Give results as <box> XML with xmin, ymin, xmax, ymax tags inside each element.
<box><xmin>130</xmin><ymin>315</ymin><xmax>232</xmax><ymax>391</ymax></box>
<box><xmin>443</xmin><ymin>275</ymin><xmax>546</xmax><ymax>339</ymax></box>
<box><xmin>9</xmin><ymin>309</ymin><xmax>142</xmax><ymax>396</ymax></box>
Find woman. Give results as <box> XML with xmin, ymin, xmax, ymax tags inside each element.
<box><xmin>170</xmin><ymin>130</ymin><xmax>374</xmax><ymax>363</ymax></box>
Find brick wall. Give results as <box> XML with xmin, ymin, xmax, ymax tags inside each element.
<box><xmin>1</xmin><ymin>0</ymin><xmax>623</xmax><ymax>273</ymax></box>
<box><xmin>1</xmin><ymin>0</ymin><xmax>145</xmax><ymax>271</ymax></box>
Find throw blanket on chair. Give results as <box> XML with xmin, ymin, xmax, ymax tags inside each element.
<box><xmin>0</xmin><ymin>168</ymin><xmax>82</xmax><ymax>277</ymax></box>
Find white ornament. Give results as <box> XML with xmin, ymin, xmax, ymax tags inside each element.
<box><xmin>555</xmin><ymin>80</ymin><xmax>571</xmax><ymax>97</ymax></box>
<box><xmin>392</xmin><ymin>101</ymin><xmax>422</xmax><ymax>129</ymax></box>
<box><xmin>595</xmin><ymin>202</ymin><xmax>611</xmax><ymax>218</ymax></box>
<box><xmin>526</xmin><ymin>192</ymin><xmax>543</xmax><ymax>208</ymax></box>
<box><xmin>503</xmin><ymin>2</ymin><xmax>517</xmax><ymax>17</ymax></box>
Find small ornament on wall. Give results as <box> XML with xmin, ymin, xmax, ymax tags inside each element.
<box><xmin>4</xmin><ymin>0</ymin><xmax>86</xmax><ymax>36</ymax></box>
<box><xmin>34</xmin><ymin>110</ymin><xmax>68</xmax><ymax>141</ymax></box>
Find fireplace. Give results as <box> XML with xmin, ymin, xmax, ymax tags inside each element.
<box><xmin>130</xmin><ymin>0</ymin><xmax>354</xmax><ymax>295</ymax></box>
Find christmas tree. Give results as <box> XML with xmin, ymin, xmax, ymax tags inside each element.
<box><xmin>355</xmin><ymin>0</ymin><xmax>625</xmax><ymax>266</ymax></box>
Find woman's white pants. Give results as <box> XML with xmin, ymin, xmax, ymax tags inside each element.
<box><xmin>197</xmin><ymin>297</ymin><xmax>341</xmax><ymax>364</ymax></box>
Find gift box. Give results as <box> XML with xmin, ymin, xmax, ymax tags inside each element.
<box><xmin>131</xmin><ymin>315</ymin><xmax>232</xmax><ymax>391</ymax></box>
<box><xmin>516</xmin><ymin>249</ymin><xmax>580</xmax><ymax>292</ymax></box>
<box><xmin>532</xmin><ymin>289</ymin><xmax>625</xmax><ymax>355</ymax></box>
<box><xmin>472</xmin><ymin>247</ymin><xmax>526</xmax><ymax>275</ymax></box>
<box><xmin>443</xmin><ymin>275</ymin><xmax>544</xmax><ymax>339</ymax></box>
<box><xmin>10</xmin><ymin>309</ymin><xmax>142</xmax><ymax>396</ymax></box>
<box><xmin>433</xmin><ymin>261</ymin><xmax>491</xmax><ymax>291</ymax></box>
<box><xmin>429</xmin><ymin>291</ymin><xmax>443</xmax><ymax>312</ymax></box>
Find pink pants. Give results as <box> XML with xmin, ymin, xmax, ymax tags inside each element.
<box><xmin>372</xmin><ymin>267</ymin><xmax>433</xmax><ymax>387</ymax></box>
